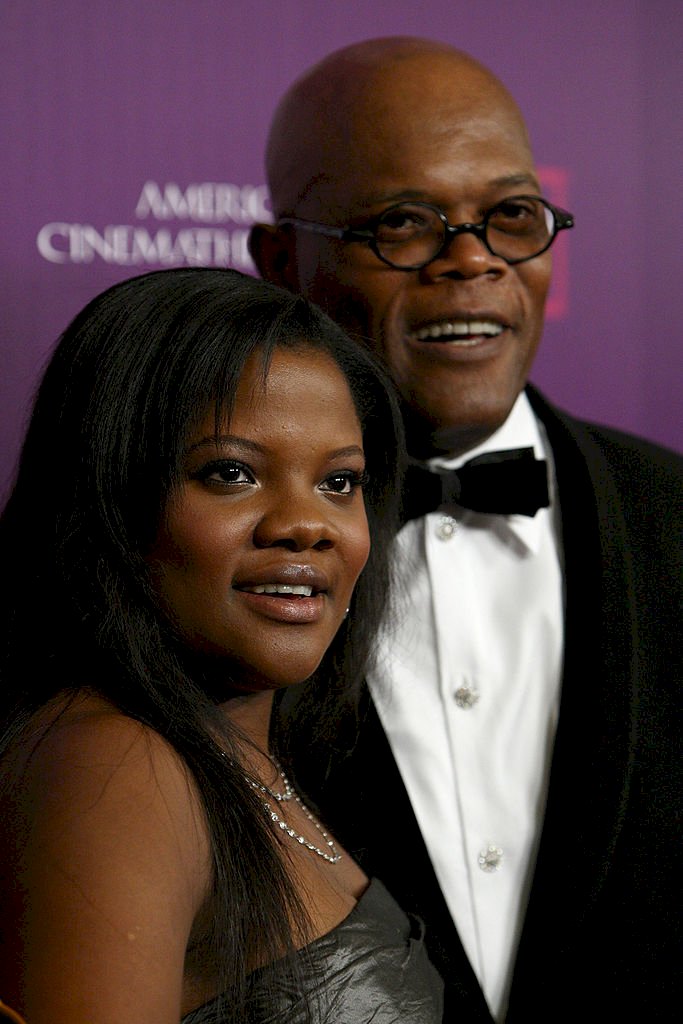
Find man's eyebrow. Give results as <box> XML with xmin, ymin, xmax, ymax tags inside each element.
<box><xmin>343</xmin><ymin>189</ymin><xmax>433</xmax><ymax>211</ymax></box>
<box><xmin>353</xmin><ymin>174</ymin><xmax>542</xmax><ymax>210</ymax></box>
<box><xmin>487</xmin><ymin>173</ymin><xmax>541</xmax><ymax>190</ymax></box>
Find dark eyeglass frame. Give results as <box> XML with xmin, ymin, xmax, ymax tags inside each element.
<box><xmin>278</xmin><ymin>195</ymin><xmax>574</xmax><ymax>270</ymax></box>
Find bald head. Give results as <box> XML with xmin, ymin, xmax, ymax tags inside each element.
<box><xmin>266</xmin><ymin>36</ymin><xmax>532</xmax><ymax>217</ymax></box>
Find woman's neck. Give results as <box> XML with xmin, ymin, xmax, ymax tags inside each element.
<box><xmin>221</xmin><ymin>689</ymin><xmax>277</xmax><ymax>780</ymax></box>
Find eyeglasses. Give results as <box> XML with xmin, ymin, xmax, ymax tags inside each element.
<box><xmin>278</xmin><ymin>196</ymin><xmax>574</xmax><ymax>270</ymax></box>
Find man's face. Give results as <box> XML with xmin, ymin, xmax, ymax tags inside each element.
<box><xmin>276</xmin><ymin>61</ymin><xmax>552</xmax><ymax>456</ymax></box>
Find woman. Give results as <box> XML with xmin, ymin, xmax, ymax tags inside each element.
<box><xmin>0</xmin><ymin>269</ymin><xmax>443</xmax><ymax>1023</ymax></box>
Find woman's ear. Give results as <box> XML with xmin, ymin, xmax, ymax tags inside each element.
<box><xmin>248</xmin><ymin>223</ymin><xmax>297</xmax><ymax>289</ymax></box>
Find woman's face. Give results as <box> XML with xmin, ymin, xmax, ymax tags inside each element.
<box><xmin>148</xmin><ymin>345</ymin><xmax>371</xmax><ymax>690</ymax></box>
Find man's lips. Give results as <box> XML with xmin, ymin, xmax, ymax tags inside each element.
<box><xmin>409</xmin><ymin>318</ymin><xmax>506</xmax><ymax>345</ymax></box>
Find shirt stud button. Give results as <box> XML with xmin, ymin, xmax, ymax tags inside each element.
<box><xmin>435</xmin><ymin>515</ymin><xmax>457</xmax><ymax>540</ymax></box>
<box><xmin>454</xmin><ymin>685</ymin><xmax>479</xmax><ymax>709</ymax></box>
<box><xmin>478</xmin><ymin>844</ymin><xmax>504</xmax><ymax>872</ymax></box>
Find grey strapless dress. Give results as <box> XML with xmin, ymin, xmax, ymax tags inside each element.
<box><xmin>182</xmin><ymin>878</ymin><xmax>443</xmax><ymax>1023</ymax></box>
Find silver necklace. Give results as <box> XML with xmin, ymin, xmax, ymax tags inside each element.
<box><xmin>248</xmin><ymin>767</ymin><xmax>293</xmax><ymax>802</ymax></box>
<box><xmin>249</xmin><ymin>761</ymin><xmax>341</xmax><ymax>865</ymax></box>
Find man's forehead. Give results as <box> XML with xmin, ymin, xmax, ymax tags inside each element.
<box><xmin>266</xmin><ymin>44</ymin><xmax>533</xmax><ymax>216</ymax></box>
<box><xmin>272</xmin><ymin>109</ymin><xmax>536</xmax><ymax>221</ymax></box>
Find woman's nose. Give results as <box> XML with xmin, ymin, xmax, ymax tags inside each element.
<box><xmin>252</xmin><ymin>493</ymin><xmax>336</xmax><ymax>552</ymax></box>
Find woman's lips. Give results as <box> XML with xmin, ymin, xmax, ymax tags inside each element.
<box><xmin>234</xmin><ymin>570</ymin><xmax>329</xmax><ymax>624</ymax></box>
<box><xmin>236</xmin><ymin>587</ymin><xmax>326</xmax><ymax>624</ymax></box>
<box><xmin>240</xmin><ymin>583</ymin><xmax>314</xmax><ymax>596</ymax></box>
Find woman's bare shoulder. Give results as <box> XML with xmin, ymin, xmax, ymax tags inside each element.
<box><xmin>5</xmin><ymin>691</ymin><xmax>205</xmax><ymax>840</ymax></box>
<box><xmin>0</xmin><ymin>691</ymin><xmax>213</xmax><ymax>1023</ymax></box>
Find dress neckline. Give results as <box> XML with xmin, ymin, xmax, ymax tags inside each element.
<box><xmin>182</xmin><ymin>878</ymin><xmax>383</xmax><ymax>1023</ymax></box>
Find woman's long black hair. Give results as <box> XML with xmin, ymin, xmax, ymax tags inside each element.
<box><xmin>0</xmin><ymin>268</ymin><xmax>404</xmax><ymax>1021</ymax></box>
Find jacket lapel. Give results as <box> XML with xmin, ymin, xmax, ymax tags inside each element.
<box><xmin>508</xmin><ymin>389</ymin><xmax>639</xmax><ymax>1011</ymax></box>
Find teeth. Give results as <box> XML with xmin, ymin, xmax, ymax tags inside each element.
<box><xmin>413</xmin><ymin>320</ymin><xmax>504</xmax><ymax>341</ymax></box>
<box><xmin>470</xmin><ymin>320</ymin><xmax>503</xmax><ymax>336</ymax></box>
<box><xmin>246</xmin><ymin>584</ymin><xmax>314</xmax><ymax>596</ymax></box>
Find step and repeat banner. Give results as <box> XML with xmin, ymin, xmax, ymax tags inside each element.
<box><xmin>2</xmin><ymin>1</ymin><xmax>681</xmax><ymax>496</ymax></box>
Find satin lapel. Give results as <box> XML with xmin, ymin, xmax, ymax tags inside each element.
<box><xmin>508</xmin><ymin>389</ymin><xmax>639</xmax><ymax>1010</ymax></box>
<box><xmin>273</xmin><ymin>686</ymin><xmax>494</xmax><ymax>1020</ymax></box>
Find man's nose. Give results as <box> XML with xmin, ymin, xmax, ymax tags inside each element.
<box><xmin>420</xmin><ymin>226</ymin><xmax>506</xmax><ymax>281</ymax></box>
<box><xmin>252</xmin><ymin>493</ymin><xmax>335</xmax><ymax>552</ymax></box>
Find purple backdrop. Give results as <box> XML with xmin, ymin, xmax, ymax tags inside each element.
<box><xmin>2</xmin><ymin>0</ymin><xmax>682</xmax><ymax>500</ymax></box>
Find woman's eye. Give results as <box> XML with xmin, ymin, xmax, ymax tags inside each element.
<box><xmin>193</xmin><ymin>460</ymin><xmax>255</xmax><ymax>487</ymax></box>
<box><xmin>320</xmin><ymin>470</ymin><xmax>368</xmax><ymax>495</ymax></box>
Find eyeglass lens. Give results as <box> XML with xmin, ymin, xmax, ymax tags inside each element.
<box><xmin>374</xmin><ymin>198</ymin><xmax>556</xmax><ymax>267</ymax></box>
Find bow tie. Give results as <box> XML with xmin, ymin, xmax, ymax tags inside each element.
<box><xmin>402</xmin><ymin>447</ymin><xmax>550</xmax><ymax>521</ymax></box>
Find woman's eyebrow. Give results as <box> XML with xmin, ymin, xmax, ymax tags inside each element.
<box><xmin>184</xmin><ymin>435</ymin><xmax>266</xmax><ymax>456</ymax></box>
<box><xmin>185</xmin><ymin>439</ymin><xmax>366</xmax><ymax>461</ymax></box>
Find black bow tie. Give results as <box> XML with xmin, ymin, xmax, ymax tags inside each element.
<box><xmin>402</xmin><ymin>447</ymin><xmax>550</xmax><ymax>522</ymax></box>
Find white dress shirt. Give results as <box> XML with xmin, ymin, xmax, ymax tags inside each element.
<box><xmin>368</xmin><ymin>393</ymin><xmax>564</xmax><ymax>1020</ymax></box>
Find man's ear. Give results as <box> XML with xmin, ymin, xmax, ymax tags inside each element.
<box><xmin>248</xmin><ymin>223</ymin><xmax>297</xmax><ymax>289</ymax></box>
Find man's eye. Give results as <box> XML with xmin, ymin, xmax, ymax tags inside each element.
<box><xmin>497</xmin><ymin>201</ymin><xmax>532</xmax><ymax>217</ymax></box>
<box><xmin>193</xmin><ymin>460</ymin><xmax>255</xmax><ymax>487</ymax></box>
<box><xmin>489</xmin><ymin>199</ymin><xmax>541</xmax><ymax>233</ymax></box>
<box><xmin>375</xmin><ymin>207</ymin><xmax>431</xmax><ymax>240</ymax></box>
<box><xmin>320</xmin><ymin>470</ymin><xmax>368</xmax><ymax>495</ymax></box>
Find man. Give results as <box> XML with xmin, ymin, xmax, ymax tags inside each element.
<box><xmin>250</xmin><ymin>37</ymin><xmax>681</xmax><ymax>1020</ymax></box>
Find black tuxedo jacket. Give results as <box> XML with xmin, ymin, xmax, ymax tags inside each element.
<box><xmin>275</xmin><ymin>388</ymin><xmax>682</xmax><ymax>1020</ymax></box>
